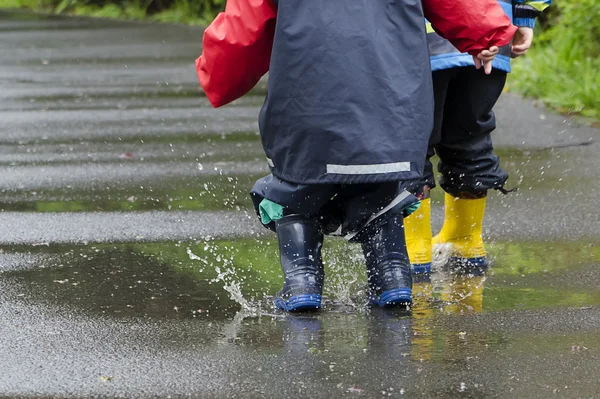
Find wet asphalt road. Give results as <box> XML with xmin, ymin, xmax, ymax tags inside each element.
<box><xmin>1</xmin><ymin>9</ymin><xmax>600</xmax><ymax>398</ymax></box>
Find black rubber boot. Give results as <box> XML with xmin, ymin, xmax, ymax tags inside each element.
<box><xmin>274</xmin><ymin>215</ymin><xmax>324</xmax><ymax>312</ymax></box>
<box><xmin>358</xmin><ymin>214</ymin><xmax>413</xmax><ymax>307</ymax></box>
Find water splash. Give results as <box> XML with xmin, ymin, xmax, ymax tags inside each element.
<box><xmin>219</xmin><ymin>274</ymin><xmax>258</xmax><ymax>314</ymax></box>
<box><xmin>188</xmin><ymin>242</ymin><xmax>263</xmax><ymax>315</ymax></box>
<box><xmin>432</xmin><ymin>242</ymin><xmax>453</xmax><ymax>272</ymax></box>
<box><xmin>325</xmin><ymin>244</ymin><xmax>369</xmax><ymax>312</ymax></box>
<box><xmin>186</xmin><ymin>247</ymin><xmax>207</xmax><ymax>272</ymax></box>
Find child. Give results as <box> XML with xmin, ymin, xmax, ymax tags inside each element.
<box><xmin>404</xmin><ymin>1</ymin><xmax>552</xmax><ymax>274</ymax></box>
<box><xmin>197</xmin><ymin>0</ymin><xmax>517</xmax><ymax>312</ymax></box>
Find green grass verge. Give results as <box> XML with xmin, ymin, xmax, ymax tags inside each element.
<box><xmin>510</xmin><ymin>47</ymin><xmax>600</xmax><ymax>119</ymax></box>
<box><xmin>509</xmin><ymin>1</ymin><xmax>600</xmax><ymax>119</ymax></box>
<box><xmin>0</xmin><ymin>0</ymin><xmax>214</xmax><ymax>24</ymax></box>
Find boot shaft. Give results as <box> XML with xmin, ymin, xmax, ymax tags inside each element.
<box><xmin>433</xmin><ymin>193</ymin><xmax>487</xmax><ymax>263</ymax></box>
<box><xmin>275</xmin><ymin>215</ymin><xmax>325</xmax><ymax>300</ymax></box>
<box><xmin>276</xmin><ymin>215</ymin><xmax>324</xmax><ymax>274</ymax></box>
<box><xmin>358</xmin><ymin>215</ymin><xmax>412</xmax><ymax>296</ymax></box>
<box><xmin>404</xmin><ymin>198</ymin><xmax>433</xmax><ymax>271</ymax></box>
<box><xmin>440</xmin><ymin>193</ymin><xmax>486</xmax><ymax>239</ymax></box>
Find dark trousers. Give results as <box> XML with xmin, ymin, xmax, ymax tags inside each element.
<box><xmin>420</xmin><ymin>67</ymin><xmax>508</xmax><ymax>198</ymax></box>
<box><xmin>251</xmin><ymin>174</ymin><xmax>418</xmax><ymax>238</ymax></box>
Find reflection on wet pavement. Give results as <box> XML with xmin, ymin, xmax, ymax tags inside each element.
<box><xmin>2</xmin><ymin>239</ymin><xmax>599</xmax><ymax>396</ymax></box>
<box><xmin>0</xmin><ymin>174</ymin><xmax>261</xmax><ymax>213</ymax></box>
<box><xmin>2</xmin><ymin>238</ymin><xmax>598</xmax><ymax>317</ymax></box>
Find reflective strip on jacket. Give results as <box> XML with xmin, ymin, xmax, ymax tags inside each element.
<box><xmin>259</xmin><ymin>0</ymin><xmax>515</xmax><ymax>185</ymax></box>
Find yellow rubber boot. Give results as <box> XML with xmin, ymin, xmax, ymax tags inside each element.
<box><xmin>432</xmin><ymin>193</ymin><xmax>488</xmax><ymax>267</ymax></box>
<box><xmin>404</xmin><ymin>198</ymin><xmax>432</xmax><ymax>274</ymax></box>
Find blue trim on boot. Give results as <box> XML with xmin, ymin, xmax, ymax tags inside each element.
<box><xmin>449</xmin><ymin>256</ymin><xmax>489</xmax><ymax>276</ymax></box>
<box><xmin>275</xmin><ymin>294</ymin><xmax>322</xmax><ymax>312</ymax></box>
<box><xmin>449</xmin><ymin>256</ymin><xmax>488</xmax><ymax>268</ymax></box>
<box><xmin>411</xmin><ymin>262</ymin><xmax>432</xmax><ymax>275</ymax></box>
<box><xmin>371</xmin><ymin>288</ymin><xmax>412</xmax><ymax>307</ymax></box>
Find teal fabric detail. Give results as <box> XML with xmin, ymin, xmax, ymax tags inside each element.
<box><xmin>259</xmin><ymin>199</ymin><xmax>285</xmax><ymax>225</ymax></box>
<box><xmin>403</xmin><ymin>200</ymin><xmax>421</xmax><ymax>217</ymax></box>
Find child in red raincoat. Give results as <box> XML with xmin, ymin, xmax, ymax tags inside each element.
<box><xmin>197</xmin><ymin>0</ymin><xmax>516</xmax><ymax>312</ymax></box>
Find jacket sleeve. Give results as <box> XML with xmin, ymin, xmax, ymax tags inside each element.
<box><xmin>422</xmin><ymin>0</ymin><xmax>518</xmax><ymax>56</ymax></box>
<box><xmin>195</xmin><ymin>0</ymin><xmax>277</xmax><ymax>108</ymax></box>
<box><xmin>512</xmin><ymin>0</ymin><xmax>552</xmax><ymax>28</ymax></box>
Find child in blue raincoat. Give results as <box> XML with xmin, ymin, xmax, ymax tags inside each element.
<box><xmin>404</xmin><ymin>1</ymin><xmax>552</xmax><ymax>274</ymax></box>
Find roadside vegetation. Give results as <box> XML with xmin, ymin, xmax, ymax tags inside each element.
<box><xmin>1</xmin><ymin>0</ymin><xmax>224</xmax><ymax>24</ymax></box>
<box><xmin>510</xmin><ymin>0</ymin><xmax>600</xmax><ymax>118</ymax></box>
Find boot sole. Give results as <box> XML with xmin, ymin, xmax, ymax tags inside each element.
<box><xmin>411</xmin><ymin>262</ymin><xmax>431</xmax><ymax>275</ymax></box>
<box><xmin>372</xmin><ymin>288</ymin><xmax>412</xmax><ymax>307</ymax></box>
<box><xmin>275</xmin><ymin>294</ymin><xmax>322</xmax><ymax>312</ymax></box>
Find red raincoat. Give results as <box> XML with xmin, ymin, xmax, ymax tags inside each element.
<box><xmin>197</xmin><ymin>0</ymin><xmax>516</xmax><ymax>108</ymax></box>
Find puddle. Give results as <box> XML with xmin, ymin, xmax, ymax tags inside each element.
<box><xmin>1</xmin><ymin>238</ymin><xmax>599</xmax><ymax>397</ymax></box>
<box><xmin>0</xmin><ymin>146</ymin><xmax>588</xmax><ymax>214</ymax></box>
<box><xmin>8</xmin><ymin>82</ymin><xmax>268</xmax><ymax>104</ymax></box>
<box><xmin>0</xmin><ymin>173</ymin><xmax>261</xmax><ymax>212</ymax></box>
<box><xmin>2</xmin><ymin>239</ymin><xmax>598</xmax><ymax>319</ymax></box>
<box><xmin>0</xmin><ymin>143</ymin><xmax>264</xmax><ymax>166</ymax></box>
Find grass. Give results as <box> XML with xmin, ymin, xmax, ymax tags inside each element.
<box><xmin>151</xmin><ymin>0</ymin><xmax>209</xmax><ymax>25</ymax></box>
<box><xmin>510</xmin><ymin>43</ymin><xmax>600</xmax><ymax>119</ymax></box>
<box><xmin>0</xmin><ymin>0</ymin><xmax>210</xmax><ymax>24</ymax></box>
<box><xmin>509</xmin><ymin>1</ymin><xmax>600</xmax><ymax>119</ymax></box>
<box><xmin>1</xmin><ymin>0</ymin><xmax>52</xmax><ymax>10</ymax></box>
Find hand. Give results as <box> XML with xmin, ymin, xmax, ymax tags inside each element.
<box><xmin>472</xmin><ymin>46</ymin><xmax>499</xmax><ymax>75</ymax></box>
<box><xmin>511</xmin><ymin>27</ymin><xmax>534</xmax><ymax>58</ymax></box>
